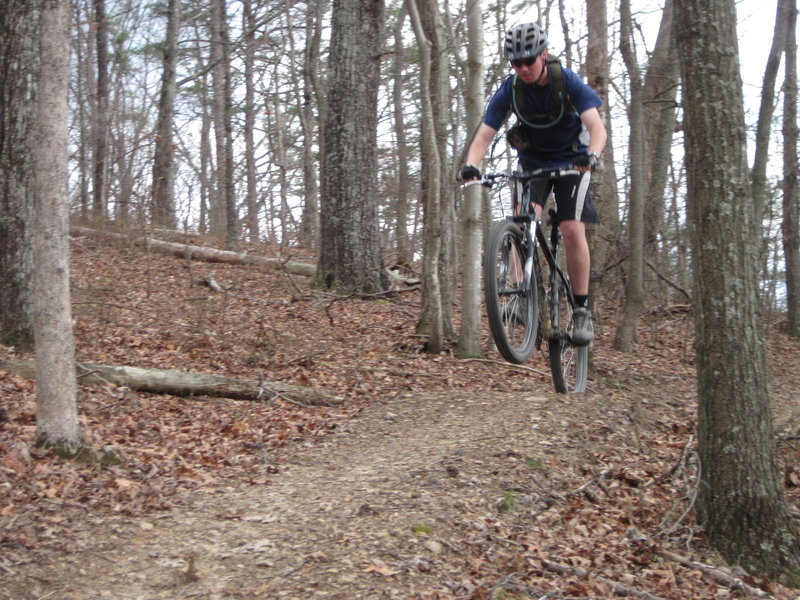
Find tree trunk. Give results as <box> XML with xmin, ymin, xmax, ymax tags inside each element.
<box><xmin>151</xmin><ymin>0</ymin><xmax>180</xmax><ymax>230</ymax></box>
<box><xmin>782</xmin><ymin>0</ymin><xmax>799</xmax><ymax>336</ymax></box>
<box><xmin>585</xmin><ymin>0</ymin><xmax>620</xmax><ymax>306</ymax></box>
<box><xmin>407</xmin><ymin>0</ymin><xmax>443</xmax><ymax>352</ymax></box>
<box><xmin>613</xmin><ymin>0</ymin><xmax>646</xmax><ymax>352</ymax></box>
<box><xmin>32</xmin><ymin>0</ymin><xmax>85</xmax><ymax>456</ymax></box>
<box><xmin>293</xmin><ymin>2</ymin><xmax>322</xmax><ymax>251</ymax></box>
<box><xmin>391</xmin><ymin>8</ymin><xmax>411</xmax><ymax>265</ymax></box>
<box><xmin>209</xmin><ymin>0</ymin><xmax>237</xmax><ymax>249</ymax></box>
<box><xmin>676</xmin><ymin>0</ymin><xmax>800</xmax><ymax>583</ymax></box>
<box><xmin>1</xmin><ymin>360</ymin><xmax>342</xmax><ymax>407</ymax></box>
<box><xmin>317</xmin><ymin>0</ymin><xmax>386</xmax><ymax>294</ymax></box>
<box><xmin>0</xmin><ymin>0</ymin><xmax>38</xmax><ymax>351</ymax></box>
<box><xmin>455</xmin><ymin>0</ymin><xmax>484</xmax><ymax>359</ymax></box>
<box><xmin>73</xmin><ymin>1</ymin><xmax>91</xmax><ymax>221</ymax></box>
<box><xmin>752</xmin><ymin>0</ymin><xmax>792</xmax><ymax>228</ymax></box>
<box><xmin>641</xmin><ymin>0</ymin><xmax>679</xmax><ymax>268</ymax></box>
<box><xmin>92</xmin><ymin>0</ymin><xmax>109</xmax><ymax>220</ymax></box>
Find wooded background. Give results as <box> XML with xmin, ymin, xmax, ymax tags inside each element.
<box><xmin>36</xmin><ymin>0</ymin><xmax>800</xmax><ymax>344</ymax></box>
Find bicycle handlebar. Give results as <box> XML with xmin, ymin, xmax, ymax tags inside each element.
<box><xmin>461</xmin><ymin>167</ymin><xmax>580</xmax><ymax>189</ymax></box>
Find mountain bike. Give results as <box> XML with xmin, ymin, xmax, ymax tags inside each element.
<box><xmin>469</xmin><ymin>168</ymin><xmax>589</xmax><ymax>393</ymax></box>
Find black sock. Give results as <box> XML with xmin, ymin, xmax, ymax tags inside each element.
<box><xmin>574</xmin><ymin>295</ymin><xmax>589</xmax><ymax>309</ymax></box>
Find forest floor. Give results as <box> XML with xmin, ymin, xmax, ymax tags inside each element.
<box><xmin>2</xmin><ymin>230</ymin><xmax>800</xmax><ymax>600</ymax></box>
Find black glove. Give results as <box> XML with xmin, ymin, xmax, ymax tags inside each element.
<box><xmin>574</xmin><ymin>151</ymin><xmax>599</xmax><ymax>170</ymax></box>
<box><xmin>459</xmin><ymin>164</ymin><xmax>481</xmax><ymax>181</ymax></box>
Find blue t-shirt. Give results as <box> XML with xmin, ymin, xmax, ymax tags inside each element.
<box><xmin>483</xmin><ymin>64</ymin><xmax>602</xmax><ymax>168</ymax></box>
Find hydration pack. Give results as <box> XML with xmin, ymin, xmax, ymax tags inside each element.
<box><xmin>512</xmin><ymin>56</ymin><xmax>576</xmax><ymax>129</ymax></box>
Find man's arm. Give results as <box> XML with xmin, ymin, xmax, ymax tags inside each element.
<box><xmin>466</xmin><ymin>123</ymin><xmax>499</xmax><ymax>167</ymax></box>
<box><xmin>580</xmin><ymin>107</ymin><xmax>607</xmax><ymax>156</ymax></box>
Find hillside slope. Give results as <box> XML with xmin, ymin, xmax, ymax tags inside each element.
<box><xmin>2</xmin><ymin>232</ymin><xmax>799</xmax><ymax>599</ymax></box>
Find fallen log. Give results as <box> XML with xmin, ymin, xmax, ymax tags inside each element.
<box><xmin>0</xmin><ymin>359</ymin><xmax>342</xmax><ymax>407</ymax></box>
<box><xmin>70</xmin><ymin>227</ymin><xmax>317</xmax><ymax>277</ymax></box>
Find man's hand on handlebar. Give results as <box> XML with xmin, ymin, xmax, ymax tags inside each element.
<box><xmin>459</xmin><ymin>164</ymin><xmax>481</xmax><ymax>182</ymax></box>
<box><xmin>572</xmin><ymin>151</ymin><xmax>599</xmax><ymax>173</ymax></box>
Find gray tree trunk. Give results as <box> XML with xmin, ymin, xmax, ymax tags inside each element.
<box><xmin>151</xmin><ymin>0</ymin><xmax>180</xmax><ymax>229</ymax></box>
<box><xmin>782</xmin><ymin>0</ymin><xmax>799</xmax><ymax>336</ymax></box>
<box><xmin>92</xmin><ymin>0</ymin><xmax>109</xmax><ymax>220</ymax></box>
<box><xmin>391</xmin><ymin>8</ymin><xmax>411</xmax><ymax>265</ymax></box>
<box><xmin>316</xmin><ymin>0</ymin><xmax>386</xmax><ymax>294</ymax></box>
<box><xmin>0</xmin><ymin>0</ymin><xmax>38</xmax><ymax>351</ymax></box>
<box><xmin>613</xmin><ymin>0</ymin><xmax>646</xmax><ymax>351</ymax></box>
<box><xmin>455</xmin><ymin>0</ymin><xmax>484</xmax><ymax>359</ymax></box>
<box><xmin>209</xmin><ymin>0</ymin><xmax>237</xmax><ymax>250</ymax></box>
<box><xmin>406</xmin><ymin>0</ymin><xmax>443</xmax><ymax>352</ymax></box>
<box><xmin>676</xmin><ymin>0</ymin><xmax>800</xmax><ymax>583</ymax></box>
<box><xmin>33</xmin><ymin>0</ymin><xmax>84</xmax><ymax>455</ymax></box>
<box><xmin>642</xmin><ymin>0</ymin><xmax>678</xmax><ymax>264</ymax></box>
<box><xmin>585</xmin><ymin>0</ymin><xmax>620</xmax><ymax>306</ymax></box>
<box><xmin>752</xmin><ymin>0</ymin><xmax>792</xmax><ymax>228</ymax></box>
<box><xmin>294</xmin><ymin>2</ymin><xmax>323</xmax><ymax>251</ymax></box>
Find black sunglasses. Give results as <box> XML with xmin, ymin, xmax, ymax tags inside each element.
<box><xmin>510</xmin><ymin>56</ymin><xmax>538</xmax><ymax>68</ymax></box>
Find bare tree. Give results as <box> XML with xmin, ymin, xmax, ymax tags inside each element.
<box><xmin>316</xmin><ymin>0</ymin><xmax>387</xmax><ymax>294</ymax></box>
<box><xmin>92</xmin><ymin>0</ymin><xmax>109</xmax><ymax>220</ymax></box>
<box><xmin>0</xmin><ymin>0</ymin><xmax>37</xmax><ymax>351</ymax></box>
<box><xmin>151</xmin><ymin>0</ymin><xmax>181</xmax><ymax>229</ymax></box>
<box><xmin>455</xmin><ymin>0</ymin><xmax>484</xmax><ymax>359</ymax></box>
<box><xmin>209</xmin><ymin>0</ymin><xmax>238</xmax><ymax>249</ymax></box>
<box><xmin>33</xmin><ymin>0</ymin><xmax>85</xmax><ymax>455</ymax></box>
<box><xmin>391</xmin><ymin>7</ymin><xmax>412</xmax><ymax>265</ymax></box>
<box><xmin>585</xmin><ymin>0</ymin><xmax>620</xmax><ymax>306</ymax></box>
<box><xmin>614</xmin><ymin>0</ymin><xmax>646</xmax><ymax>351</ymax></box>
<box><xmin>752</xmin><ymin>0</ymin><xmax>792</xmax><ymax>226</ymax></box>
<box><xmin>406</xmin><ymin>0</ymin><xmax>445</xmax><ymax>351</ymax></box>
<box><xmin>676</xmin><ymin>0</ymin><xmax>800</xmax><ymax>582</ymax></box>
<box><xmin>782</xmin><ymin>0</ymin><xmax>799</xmax><ymax>336</ymax></box>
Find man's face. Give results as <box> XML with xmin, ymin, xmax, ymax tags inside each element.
<box><xmin>510</xmin><ymin>52</ymin><xmax>546</xmax><ymax>85</ymax></box>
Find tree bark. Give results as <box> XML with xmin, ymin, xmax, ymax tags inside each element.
<box><xmin>752</xmin><ymin>0</ymin><xmax>792</xmax><ymax>227</ymax></box>
<box><xmin>1</xmin><ymin>360</ymin><xmax>342</xmax><ymax>407</ymax></box>
<box><xmin>406</xmin><ymin>0</ymin><xmax>444</xmax><ymax>352</ymax></box>
<box><xmin>455</xmin><ymin>0</ymin><xmax>484</xmax><ymax>359</ymax></box>
<box><xmin>585</xmin><ymin>0</ymin><xmax>620</xmax><ymax>306</ymax></box>
<box><xmin>209</xmin><ymin>0</ymin><xmax>237</xmax><ymax>250</ymax></box>
<box><xmin>317</xmin><ymin>0</ymin><xmax>386</xmax><ymax>294</ymax></box>
<box><xmin>613</xmin><ymin>0</ymin><xmax>646</xmax><ymax>351</ymax></box>
<box><xmin>0</xmin><ymin>0</ymin><xmax>38</xmax><ymax>351</ymax></box>
<box><xmin>676</xmin><ymin>0</ymin><xmax>800</xmax><ymax>583</ymax></box>
<box><xmin>391</xmin><ymin>8</ymin><xmax>411</xmax><ymax>265</ymax></box>
<box><xmin>782</xmin><ymin>0</ymin><xmax>799</xmax><ymax>336</ymax></box>
<box><xmin>32</xmin><ymin>0</ymin><xmax>85</xmax><ymax>455</ymax></box>
<box><xmin>92</xmin><ymin>0</ymin><xmax>109</xmax><ymax>220</ymax></box>
<box><xmin>642</xmin><ymin>0</ymin><xmax>679</xmax><ymax>266</ymax></box>
<box><xmin>151</xmin><ymin>0</ymin><xmax>180</xmax><ymax>230</ymax></box>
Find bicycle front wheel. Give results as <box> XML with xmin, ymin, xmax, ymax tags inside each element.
<box><xmin>484</xmin><ymin>221</ymin><xmax>538</xmax><ymax>364</ymax></box>
<box><xmin>547</xmin><ymin>282</ymin><xmax>588</xmax><ymax>393</ymax></box>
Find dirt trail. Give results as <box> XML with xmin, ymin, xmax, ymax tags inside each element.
<box><xmin>12</xmin><ymin>389</ymin><xmax>587</xmax><ymax>600</ymax></box>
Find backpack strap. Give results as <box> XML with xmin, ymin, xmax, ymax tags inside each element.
<box><xmin>512</xmin><ymin>56</ymin><xmax>576</xmax><ymax>129</ymax></box>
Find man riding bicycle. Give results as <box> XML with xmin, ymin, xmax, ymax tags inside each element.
<box><xmin>460</xmin><ymin>22</ymin><xmax>607</xmax><ymax>346</ymax></box>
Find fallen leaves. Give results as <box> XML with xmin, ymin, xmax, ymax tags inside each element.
<box><xmin>2</xmin><ymin>235</ymin><xmax>800</xmax><ymax>600</ymax></box>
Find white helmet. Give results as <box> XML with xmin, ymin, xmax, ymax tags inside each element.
<box><xmin>504</xmin><ymin>22</ymin><xmax>547</xmax><ymax>60</ymax></box>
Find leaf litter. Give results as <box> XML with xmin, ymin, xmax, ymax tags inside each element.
<box><xmin>1</xmin><ymin>232</ymin><xmax>799</xmax><ymax>599</ymax></box>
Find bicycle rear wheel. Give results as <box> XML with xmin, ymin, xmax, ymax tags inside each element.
<box><xmin>484</xmin><ymin>221</ymin><xmax>538</xmax><ymax>364</ymax></box>
<box><xmin>547</xmin><ymin>281</ymin><xmax>588</xmax><ymax>393</ymax></box>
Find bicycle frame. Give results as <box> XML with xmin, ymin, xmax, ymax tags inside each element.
<box><xmin>507</xmin><ymin>170</ymin><xmax>577</xmax><ymax>343</ymax></box>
